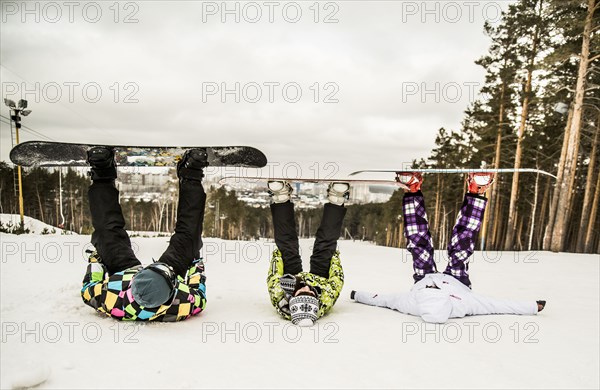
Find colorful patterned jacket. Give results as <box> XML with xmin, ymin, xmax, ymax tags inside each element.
<box><xmin>81</xmin><ymin>252</ymin><xmax>206</xmax><ymax>321</ymax></box>
<box><xmin>267</xmin><ymin>249</ymin><xmax>344</xmax><ymax>320</ymax></box>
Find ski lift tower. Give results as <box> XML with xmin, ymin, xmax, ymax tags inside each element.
<box><xmin>4</xmin><ymin>98</ymin><xmax>32</xmax><ymax>226</ymax></box>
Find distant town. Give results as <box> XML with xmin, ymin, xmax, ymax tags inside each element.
<box><xmin>116</xmin><ymin>169</ymin><xmax>396</xmax><ymax>208</ymax></box>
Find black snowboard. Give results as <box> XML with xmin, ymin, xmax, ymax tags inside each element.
<box><xmin>10</xmin><ymin>141</ymin><xmax>268</xmax><ymax>168</ymax></box>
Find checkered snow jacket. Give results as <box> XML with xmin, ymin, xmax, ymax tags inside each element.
<box><xmin>81</xmin><ymin>252</ymin><xmax>206</xmax><ymax>321</ymax></box>
<box><xmin>267</xmin><ymin>249</ymin><xmax>344</xmax><ymax>321</ymax></box>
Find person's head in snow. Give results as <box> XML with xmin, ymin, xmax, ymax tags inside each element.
<box><xmin>267</xmin><ymin>181</ymin><xmax>349</xmax><ymax>326</ymax></box>
<box><xmin>351</xmin><ymin>172</ymin><xmax>546</xmax><ymax>323</ymax></box>
<box><xmin>81</xmin><ymin>147</ymin><xmax>208</xmax><ymax>321</ymax></box>
<box><xmin>130</xmin><ymin>262</ymin><xmax>177</xmax><ymax>308</ymax></box>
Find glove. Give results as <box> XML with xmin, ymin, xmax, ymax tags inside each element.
<box><xmin>192</xmin><ymin>258</ymin><xmax>205</xmax><ymax>273</ymax></box>
<box><xmin>86</xmin><ymin>249</ymin><xmax>102</xmax><ymax>264</ymax></box>
<box><xmin>279</xmin><ymin>274</ymin><xmax>297</xmax><ymax>298</ymax></box>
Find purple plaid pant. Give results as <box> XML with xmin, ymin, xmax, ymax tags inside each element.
<box><xmin>403</xmin><ymin>191</ymin><xmax>487</xmax><ymax>287</ymax></box>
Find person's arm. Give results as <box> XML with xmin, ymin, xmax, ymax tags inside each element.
<box><xmin>266</xmin><ymin>249</ymin><xmax>291</xmax><ymax>318</ymax></box>
<box><xmin>352</xmin><ymin>290</ymin><xmax>415</xmax><ymax>313</ymax></box>
<box><xmin>165</xmin><ymin>260</ymin><xmax>207</xmax><ymax>321</ymax></box>
<box><xmin>353</xmin><ymin>288</ymin><xmax>453</xmax><ymax>323</ymax></box>
<box><xmin>467</xmin><ymin>292</ymin><xmax>538</xmax><ymax>316</ymax></box>
<box><xmin>313</xmin><ymin>251</ymin><xmax>345</xmax><ymax>317</ymax></box>
<box><xmin>81</xmin><ymin>260</ymin><xmax>108</xmax><ymax>313</ymax></box>
<box><xmin>186</xmin><ymin>259</ymin><xmax>207</xmax><ymax>314</ymax></box>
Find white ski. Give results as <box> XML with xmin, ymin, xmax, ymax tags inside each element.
<box><xmin>350</xmin><ymin>168</ymin><xmax>557</xmax><ymax>179</ymax></box>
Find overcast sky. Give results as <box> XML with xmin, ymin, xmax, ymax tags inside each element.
<box><xmin>1</xmin><ymin>1</ymin><xmax>513</xmax><ymax>177</ymax></box>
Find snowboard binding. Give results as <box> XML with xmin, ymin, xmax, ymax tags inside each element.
<box><xmin>327</xmin><ymin>182</ymin><xmax>350</xmax><ymax>206</ymax></box>
<box><xmin>87</xmin><ymin>146</ymin><xmax>117</xmax><ymax>181</ymax></box>
<box><xmin>267</xmin><ymin>180</ymin><xmax>293</xmax><ymax>203</ymax></box>
<box><xmin>177</xmin><ymin>148</ymin><xmax>209</xmax><ymax>182</ymax></box>
<box><xmin>395</xmin><ymin>172</ymin><xmax>423</xmax><ymax>193</ymax></box>
<box><xmin>467</xmin><ymin>172</ymin><xmax>495</xmax><ymax>195</ymax></box>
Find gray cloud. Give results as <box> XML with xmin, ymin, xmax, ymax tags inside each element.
<box><xmin>1</xmin><ymin>1</ymin><xmax>512</xmax><ymax>176</ymax></box>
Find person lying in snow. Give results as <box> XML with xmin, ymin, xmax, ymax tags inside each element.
<box><xmin>81</xmin><ymin>147</ymin><xmax>207</xmax><ymax>321</ymax></box>
<box><xmin>267</xmin><ymin>181</ymin><xmax>349</xmax><ymax>327</ymax></box>
<box><xmin>351</xmin><ymin>172</ymin><xmax>546</xmax><ymax>324</ymax></box>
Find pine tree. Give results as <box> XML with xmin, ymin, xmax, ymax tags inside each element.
<box><xmin>548</xmin><ymin>0</ymin><xmax>599</xmax><ymax>251</ymax></box>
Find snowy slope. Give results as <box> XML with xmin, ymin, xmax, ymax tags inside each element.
<box><xmin>0</xmin><ymin>234</ymin><xmax>598</xmax><ymax>389</ymax></box>
<box><xmin>0</xmin><ymin>214</ymin><xmax>73</xmax><ymax>235</ymax></box>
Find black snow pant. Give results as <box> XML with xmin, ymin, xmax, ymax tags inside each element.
<box><xmin>89</xmin><ymin>179</ymin><xmax>206</xmax><ymax>277</ymax></box>
<box><xmin>270</xmin><ymin>202</ymin><xmax>347</xmax><ymax>278</ymax></box>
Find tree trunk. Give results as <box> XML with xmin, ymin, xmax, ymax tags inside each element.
<box><xmin>36</xmin><ymin>184</ymin><xmax>44</xmax><ymax>222</ymax></box>
<box><xmin>69</xmin><ymin>184</ymin><xmax>75</xmax><ymax>230</ymax></box>
<box><xmin>550</xmin><ymin>0</ymin><xmax>595</xmax><ymax>252</ymax></box>
<box><xmin>544</xmin><ymin>108</ymin><xmax>573</xmax><ymax>249</ymax></box>
<box><xmin>516</xmin><ymin>216</ymin><xmax>524</xmax><ymax>251</ymax></box>
<box><xmin>543</xmin><ymin>109</ymin><xmax>573</xmax><ymax>250</ymax></box>
<box><xmin>536</xmin><ymin>177</ymin><xmax>551</xmax><ymax>249</ymax></box>
<box><xmin>584</xmin><ymin>170</ymin><xmax>600</xmax><ymax>252</ymax></box>
<box><xmin>528</xmin><ymin>170</ymin><xmax>540</xmax><ymax>250</ymax></box>
<box><xmin>504</xmin><ymin>2</ymin><xmax>541</xmax><ymax>250</ymax></box>
<box><xmin>488</xmin><ymin>82</ymin><xmax>506</xmax><ymax>250</ymax></box>
<box><xmin>492</xmin><ymin>186</ymin><xmax>504</xmax><ymax>249</ymax></box>
<box><xmin>577</xmin><ymin>113</ymin><xmax>599</xmax><ymax>251</ymax></box>
<box><xmin>440</xmin><ymin>205</ymin><xmax>447</xmax><ymax>250</ymax></box>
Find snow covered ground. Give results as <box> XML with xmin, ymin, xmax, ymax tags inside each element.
<box><xmin>1</xmin><ymin>232</ymin><xmax>598</xmax><ymax>389</ymax></box>
<box><xmin>0</xmin><ymin>214</ymin><xmax>72</xmax><ymax>235</ymax></box>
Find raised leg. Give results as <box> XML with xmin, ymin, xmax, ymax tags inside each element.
<box><xmin>270</xmin><ymin>201</ymin><xmax>303</xmax><ymax>275</ymax></box>
<box><xmin>403</xmin><ymin>191</ymin><xmax>436</xmax><ymax>282</ymax></box>
<box><xmin>444</xmin><ymin>193</ymin><xmax>487</xmax><ymax>287</ymax></box>
<box><xmin>158</xmin><ymin>180</ymin><xmax>207</xmax><ymax>277</ymax></box>
<box><xmin>89</xmin><ymin>182</ymin><xmax>141</xmax><ymax>275</ymax></box>
<box><xmin>309</xmin><ymin>203</ymin><xmax>347</xmax><ymax>278</ymax></box>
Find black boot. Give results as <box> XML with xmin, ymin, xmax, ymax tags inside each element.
<box><xmin>87</xmin><ymin>147</ymin><xmax>117</xmax><ymax>182</ymax></box>
<box><xmin>177</xmin><ymin>149</ymin><xmax>209</xmax><ymax>182</ymax></box>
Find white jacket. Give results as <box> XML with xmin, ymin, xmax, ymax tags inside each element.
<box><xmin>353</xmin><ymin>273</ymin><xmax>538</xmax><ymax>323</ymax></box>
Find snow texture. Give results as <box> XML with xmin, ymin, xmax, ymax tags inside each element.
<box><xmin>0</xmin><ymin>229</ymin><xmax>598</xmax><ymax>389</ymax></box>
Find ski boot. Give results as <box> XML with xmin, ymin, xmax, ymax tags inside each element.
<box><xmin>267</xmin><ymin>180</ymin><xmax>293</xmax><ymax>203</ymax></box>
<box><xmin>177</xmin><ymin>149</ymin><xmax>209</xmax><ymax>182</ymax></box>
<box><xmin>467</xmin><ymin>172</ymin><xmax>495</xmax><ymax>195</ymax></box>
<box><xmin>87</xmin><ymin>146</ymin><xmax>117</xmax><ymax>181</ymax></box>
<box><xmin>327</xmin><ymin>182</ymin><xmax>350</xmax><ymax>206</ymax></box>
<box><xmin>395</xmin><ymin>172</ymin><xmax>423</xmax><ymax>193</ymax></box>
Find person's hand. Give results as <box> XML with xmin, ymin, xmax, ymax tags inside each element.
<box><xmin>192</xmin><ymin>258</ymin><xmax>205</xmax><ymax>273</ymax></box>
<box><xmin>86</xmin><ymin>250</ymin><xmax>101</xmax><ymax>263</ymax></box>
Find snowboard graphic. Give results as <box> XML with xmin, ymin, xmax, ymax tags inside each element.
<box><xmin>10</xmin><ymin>141</ymin><xmax>268</xmax><ymax>168</ymax></box>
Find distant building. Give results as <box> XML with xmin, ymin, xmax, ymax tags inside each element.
<box><xmin>117</xmin><ymin>169</ymin><xmax>176</xmax><ymax>200</ymax></box>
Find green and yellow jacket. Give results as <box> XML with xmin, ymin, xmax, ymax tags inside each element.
<box><xmin>267</xmin><ymin>249</ymin><xmax>344</xmax><ymax>320</ymax></box>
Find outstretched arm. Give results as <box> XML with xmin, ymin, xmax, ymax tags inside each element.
<box><xmin>467</xmin><ymin>292</ymin><xmax>538</xmax><ymax>316</ymax></box>
<box><xmin>352</xmin><ymin>290</ymin><xmax>417</xmax><ymax>316</ymax></box>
